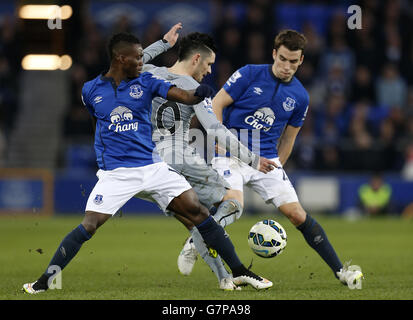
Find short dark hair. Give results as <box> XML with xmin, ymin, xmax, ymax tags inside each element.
<box><xmin>274</xmin><ymin>29</ymin><xmax>307</xmax><ymax>54</ymax></box>
<box><xmin>107</xmin><ymin>33</ymin><xmax>141</xmax><ymax>60</ymax></box>
<box><xmin>177</xmin><ymin>32</ymin><xmax>217</xmax><ymax>61</ymax></box>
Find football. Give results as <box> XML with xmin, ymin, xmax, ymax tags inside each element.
<box><xmin>247</xmin><ymin>219</ymin><xmax>287</xmax><ymax>258</ymax></box>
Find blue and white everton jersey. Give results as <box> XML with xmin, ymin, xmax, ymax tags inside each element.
<box><xmin>222</xmin><ymin>64</ymin><xmax>309</xmax><ymax>159</ymax></box>
<box><xmin>81</xmin><ymin>72</ymin><xmax>173</xmax><ymax>170</ymax></box>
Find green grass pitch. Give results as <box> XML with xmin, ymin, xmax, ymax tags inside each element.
<box><xmin>1</xmin><ymin>214</ymin><xmax>412</xmax><ymax>300</ymax></box>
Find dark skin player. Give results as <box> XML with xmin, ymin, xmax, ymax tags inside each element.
<box><xmin>83</xmin><ymin>40</ymin><xmax>214</xmax><ymax>236</ymax></box>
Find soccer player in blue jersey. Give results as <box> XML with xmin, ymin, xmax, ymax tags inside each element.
<box><xmin>22</xmin><ymin>28</ymin><xmax>272</xmax><ymax>294</ymax></box>
<box><xmin>207</xmin><ymin>29</ymin><xmax>363</xmax><ymax>289</ymax></box>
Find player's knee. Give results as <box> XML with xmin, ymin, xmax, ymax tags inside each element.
<box><xmin>174</xmin><ymin>214</ymin><xmax>195</xmax><ymax>231</ymax></box>
<box><xmin>179</xmin><ymin>190</ymin><xmax>201</xmax><ymax>212</ymax></box>
<box><xmin>222</xmin><ymin>189</ymin><xmax>244</xmax><ymax>207</ymax></box>
<box><xmin>291</xmin><ymin>211</ymin><xmax>306</xmax><ymax>226</ymax></box>
<box><xmin>188</xmin><ymin>202</ymin><xmax>209</xmax><ymax>221</ymax></box>
<box><xmin>279</xmin><ymin>202</ymin><xmax>306</xmax><ymax>226</ymax></box>
<box><xmin>81</xmin><ymin>221</ymin><xmax>97</xmax><ymax>235</ymax></box>
<box><xmin>186</xmin><ymin>199</ymin><xmax>210</xmax><ymax>225</ymax></box>
<box><xmin>82</xmin><ymin>211</ymin><xmax>109</xmax><ymax>235</ymax></box>
<box><xmin>172</xmin><ymin>190</ymin><xmax>209</xmax><ymax>223</ymax></box>
<box><xmin>289</xmin><ymin>210</ymin><xmax>306</xmax><ymax>226</ymax></box>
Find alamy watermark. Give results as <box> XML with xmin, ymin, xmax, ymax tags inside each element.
<box><xmin>47</xmin><ymin>265</ymin><xmax>62</xmax><ymax>289</ymax></box>
<box><xmin>347</xmin><ymin>5</ymin><xmax>362</xmax><ymax>30</ymax></box>
<box><xmin>47</xmin><ymin>6</ymin><xmax>63</xmax><ymax>30</ymax></box>
<box><xmin>47</xmin><ymin>5</ymin><xmax>362</xmax><ymax>32</ymax></box>
<box><xmin>152</xmin><ymin>126</ymin><xmax>261</xmax><ymax>166</ymax></box>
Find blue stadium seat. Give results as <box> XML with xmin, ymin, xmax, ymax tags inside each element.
<box><xmin>275</xmin><ymin>4</ymin><xmax>303</xmax><ymax>31</ymax></box>
<box><xmin>274</xmin><ymin>4</ymin><xmax>346</xmax><ymax>36</ymax></box>
<box><xmin>304</xmin><ymin>5</ymin><xmax>331</xmax><ymax>36</ymax></box>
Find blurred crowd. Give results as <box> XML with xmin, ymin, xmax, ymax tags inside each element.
<box><xmin>0</xmin><ymin>0</ymin><xmax>412</xmax><ymax>176</ymax></box>
<box><xmin>0</xmin><ymin>14</ymin><xmax>22</xmax><ymax>167</ymax></box>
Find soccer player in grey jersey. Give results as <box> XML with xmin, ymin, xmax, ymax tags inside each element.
<box><xmin>143</xmin><ymin>32</ymin><xmax>276</xmax><ymax>290</ymax></box>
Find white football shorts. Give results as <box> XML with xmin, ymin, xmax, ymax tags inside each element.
<box><xmin>211</xmin><ymin>157</ymin><xmax>298</xmax><ymax>208</ymax></box>
<box><xmin>85</xmin><ymin>162</ymin><xmax>192</xmax><ymax>215</ymax></box>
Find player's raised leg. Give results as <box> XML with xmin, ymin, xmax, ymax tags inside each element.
<box><xmin>176</xmin><ymin>190</ymin><xmax>244</xmax><ymax>286</ymax></box>
<box><xmin>168</xmin><ymin>189</ymin><xmax>272</xmax><ymax>290</ymax></box>
<box><xmin>176</xmin><ymin>166</ymin><xmax>245</xmax><ymax>279</ymax></box>
<box><xmin>174</xmin><ymin>214</ymin><xmax>237</xmax><ymax>290</ymax></box>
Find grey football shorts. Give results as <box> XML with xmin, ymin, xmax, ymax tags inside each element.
<box><xmin>158</xmin><ymin>146</ymin><xmax>230</xmax><ymax>209</ymax></box>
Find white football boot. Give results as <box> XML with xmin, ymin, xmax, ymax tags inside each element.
<box><xmin>22</xmin><ymin>282</ymin><xmax>45</xmax><ymax>294</ymax></box>
<box><xmin>337</xmin><ymin>261</ymin><xmax>364</xmax><ymax>289</ymax></box>
<box><xmin>219</xmin><ymin>278</ymin><xmax>242</xmax><ymax>291</ymax></box>
<box><xmin>177</xmin><ymin>237</ymin><xmax>198</xmax><ymax>275</ymax></box>
<box><xmin>233</xmin><ymin>270</ymin><xmax>273</xmax><ymax>290</ymax></box>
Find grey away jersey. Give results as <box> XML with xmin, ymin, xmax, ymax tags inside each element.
<box><xmin>146</xmin><ymin>64</ymin><xmax>198</xmax><ymax>148</ymax></box>
<box><xmin>143</xmin><ymin>64</ymin><xmax>260</xmax><ymax>169</ymax></box>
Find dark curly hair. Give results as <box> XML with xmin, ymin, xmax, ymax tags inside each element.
<box><xmin>177</xmin><ymin>32</ymin><xmax>217</xmax><ymax>61</ymax></box>
<box><xmin>107</xmin><ymin>33</ymin><xmax>141</xmax><ymax>60</ymax></box>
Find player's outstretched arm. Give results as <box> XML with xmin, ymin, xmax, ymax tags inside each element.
<box><xmin>193</xmin><ymin>100</ymin><xmax>276</xmax><ymax>173</ymax></box>
<box><xmin>278</xmin><ymin>125</ymin><xmax>301</xmax><ymax>166</ymax></box>
<box><xmin>142</xmin><ymin>22</ymin><xmax>183</xmax><ymax>64</ymax></box>
<box><xmin>166</xmin><ymin>84</ymin><xmax>214</xmax><ymax>105</ymax></box>
<box><xmin>212</xmin><ymin>88</ymin><xmax>233</xmax><ymax>123</ymax></box>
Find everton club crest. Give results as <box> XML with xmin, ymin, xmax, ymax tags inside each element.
<box><xmin>129</xmin><ymin>84</ymin><xmax>143</xmax><ymax>99</ymax></box>
<box><xmin>282</xmin><ymin>97</ymin><xmax>296</xmax><ymax>112</ymax></box>
<box><xmin>93</xmin><ymin>194</ymin><xmax>103</xmax><ymax>205</ymax></box>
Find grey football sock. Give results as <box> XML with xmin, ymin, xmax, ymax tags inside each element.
<box><xmin>190</xmin><ymin>227</ymin><xmax>231</xmax><ymax>282</ymax></box>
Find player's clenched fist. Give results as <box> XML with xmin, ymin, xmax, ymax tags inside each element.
<box><xmin>195</xmin><ymin>84</ymin><xmax>215</xmax><ymax>99</ymax></box>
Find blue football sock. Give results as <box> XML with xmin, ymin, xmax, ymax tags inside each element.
<box><xmin>38</xmin><ymin>224</ymin><xmax>92</xmax><ymax>288</ymax></box>
<box><xmin>297</xmin><ymin>214</ymin><xmax>343</xmax><ymax>276</ymax></box>
<box><xmin>196</xmin><ymin>216</ymin><xmax>243</xmax><ymax>271</ymax></box>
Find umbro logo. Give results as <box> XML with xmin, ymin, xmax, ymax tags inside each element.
<box><xmin>314</xmin><ymin>235</ymin><xmax>324</xmax><ymax>244</ymax></box>
<box><xmin>253</xmin><ymin>87</ymin><xmax>263</xmax><ymax>95</ymax></box>
<box><xmin>94</xmin><ymin>96</ymin><xmax>103</xmax><ymax>104</ymax></box>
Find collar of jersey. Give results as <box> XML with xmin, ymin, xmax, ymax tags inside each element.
<box><xmin>99</xmin><ymin>72</ymin><xmax>138</xmax><ymax>85</ymax></box>
<box><xmin>268</xmin><ymin>65</ymin><xmax>294</xmax><ymax>85</ymax></box>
